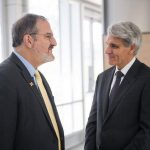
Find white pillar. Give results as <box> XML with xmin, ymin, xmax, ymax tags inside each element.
<box><xmin>6</xmin><ymin>0</ymin><xmax>23</xmax><ymax>54</ymax></box>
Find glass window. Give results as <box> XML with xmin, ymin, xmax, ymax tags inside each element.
<box><xmin>57</xmin><ymin>105</ymin><xmax>73</xmax><ymax>135</ymax></box>
<box><xmin>83</xmin><ymin>19</ymin><xmax>93</xmax><ymax>93</ymax></box>
<box><xmin>73</xmin><ymin>102</ymin><xmax>83</xmax><ymax>131</ymax></box>
<box><xmin>27</xmin><ymin>0</ymin><xmax>61</xmax><ymax>105</ymax></box>
<box><xmin>0</xmin><ymin>28</ymin><xmax>2</xmax><ymax>62</ymax></box>
<box><xmin>57</xmin><ymin>102</ymin><xmax>83</xmax><ymax>135</ymax></box>
<box><xmin>83</xmin><ymin>17</ymin><xmax>103</xmax><ymax>124</ymax></box>
<box><xmin>27</xmin><ymin>0</ymin><xmax>102</xmax><ymax>137</ymax></box>
<box><xmin>57</xmin><ymin>1</ymin><xmax>84</xmax><ymax>135</ymax></box>
<box><xmin>27</xmin><ymin>0</ymin><xmax>84</xmax><ymax>136</ymax></box>
<box><xmin>93</xmin><ymin>21</ymin><xmax>103</xmax><ymax>78</ymax></box>
<box><xmin>85</xmin><ymin>0</ymin><xmax>102</xmax><ymax>5</ymax></box>
<box><xmin>0</xmin><ymin>0</ymin><xmax>2</xmax><ymax>62</ymax></box>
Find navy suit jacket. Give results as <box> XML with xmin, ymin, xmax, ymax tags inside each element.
<box><xmin>0</xmin><ymin>53</ymin><xmax>64</xmax><ymax>150</ymax></box>
<box><xmin>85</xmin><ymin>59</ymin><xmax>150</xmax><ymax>150</ymax></box>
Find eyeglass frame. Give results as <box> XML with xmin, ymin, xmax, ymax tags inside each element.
<box><xmin>29</xmin><ymin>32</ymin><xmax>54</xmax><ymax>41</ymax></box>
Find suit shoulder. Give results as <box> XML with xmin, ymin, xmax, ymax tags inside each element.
<box><xmin>139</xmin><ymin>62</ymin><xmax>150</xmax><ymax>76</ymax></box>
<box><xmin>0</xmin><ymin>58</ymin><xmax>19</xmax><ymax>82</ymax></box>
<box><xmin>0</xmin><ymin>58</ymin><xmax>10</xmax><ymax>72</ymax></box>
<box><xmin>96</xmin><ymin>66</ymin><xmax>114</xmax><ymax>83</ymax></box>
<box><xmin>97</xmin><ymin>66</ymin><xmax>114</xmax><ymax>78</ymax></box>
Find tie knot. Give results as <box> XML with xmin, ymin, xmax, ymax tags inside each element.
<box><xmin>115</xmin><ymin>71</ymin><xmax>124</xmax><ymax>78</ymax></box>
<box><xmin>34</xmin><ymin>70</ymin><xmax>41</xmax><ymax>81</ymax></box>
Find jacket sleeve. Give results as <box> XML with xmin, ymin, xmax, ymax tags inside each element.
<box><xmin>84</xmin><ymin>76</ymin><xmax>100</xmax><ymax>150</ymax></box>
<box><xmin>124</xmin><ymin>79</ymin><xmax>150</xmax><ymax>150</ymax></box>
<box><xmin>0</xmin><ymin>75</ymin><xmax>17</xmax><ymax>150</ymax></box>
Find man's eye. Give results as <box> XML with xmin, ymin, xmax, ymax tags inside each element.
<box><xmin>46</xmin><ymin>35</ymin><xmax>51</xmax><ymax>39</ymax></box>
<box><xmin>45</xmin><ymin>33</ymin><xmax>53</xmax><ymax>40</ymax></box>
<box><xmin>110</xmin><ymin>44</ymin><xmax>119</xmax><ymax>48</ymax></box>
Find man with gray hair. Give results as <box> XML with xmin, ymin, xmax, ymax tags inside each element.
<box><xmin>85</xmin><ymin>21</ymin><xmax>150</xmax><ymax>150</ymax></box>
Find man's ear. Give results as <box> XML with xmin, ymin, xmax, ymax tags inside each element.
<box><xmin>129</xmin><ymin>44</ymin><xmax>136</xmax><ymax>55</ymax></box>
<box><xmin>23</xmin><ymin>34</ymin><xmax>34</xmax><ymax>48</ymax></box>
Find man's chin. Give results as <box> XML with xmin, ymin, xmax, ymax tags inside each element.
<box><xmin>43</xmin><ymin>55</ymin><xmax>55</xmax><ymax>63</ymax></box>
<box><xmin>48</xmin><ymin>55</ymin><xmax>55</xmax><ymax>62</ymax></box>
<box><xmin>49</xmin><ymin>55</ymin><xmax>55</xmax><ymax>61</ymax></box>
<box><xmin>108</xmin><ymin>61</ymin><xmax>115</xmax><ymax>66</ymax></box>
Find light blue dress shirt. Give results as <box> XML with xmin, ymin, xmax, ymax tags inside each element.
<box><xmin>13</xmin><ymin>51</ymin><xmax>38</xmax><ymax>86</ymax></box>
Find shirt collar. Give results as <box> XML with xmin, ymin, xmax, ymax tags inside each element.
<box><xmin>115</xmin><ymin>57</ymin><xmax>136</xmax><ymax>76</ymax></box>
<box><xmin>13</xmin><ymin>51</ymin><xmax>36</xmax><ymax>77</ymax></box>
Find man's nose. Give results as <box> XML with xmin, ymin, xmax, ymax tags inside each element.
<box><xmin>50</xmin><ymin>37</ymin><xmax>57</xmax><ymax>46</ymax></box>
<box><xmin>105</xmin><ymin>45</ymin><xmax>112</xmax><ymax>54</ymax></box>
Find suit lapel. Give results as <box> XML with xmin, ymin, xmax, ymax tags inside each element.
<box><xmin>106</xmin><ymin>75</ymin><xmax>136</xmax><ymax>117</ymax></box>
<box><xmin>101</xmin><ymin>68</ymin><xmax>115</xmax><ymax>119</ymax></box>
<box><xmin>9</xmin><ymin>53</ymin><xmax>57</xmax><ymax>135</ymax></box>
<box><xmin>103</xmin><ymin>59</ymin><xmax>142</xmax><ymax>124</ymax></box>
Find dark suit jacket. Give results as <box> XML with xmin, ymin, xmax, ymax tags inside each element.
<box><xmin>85</xmin><ymin>59</ymin><xmax>150</xmax><ymax>150</ymax></box>
<box><xmin>0</xmin><ymin>53</ymin><xmax>64</xmax><ymax>150</ymax></box>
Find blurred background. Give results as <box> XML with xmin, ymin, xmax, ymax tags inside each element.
<box><xmin>0</xmin><ymin>0</ymin><xmax>150</xmax><ymax>149</ymax></box>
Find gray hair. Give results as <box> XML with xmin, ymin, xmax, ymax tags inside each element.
<box><xmin>107</xmin><ymin>21</ymin><xmax>142</xmax><ymax>55</ymax></box>
<box><xmin>12</xmin><ymin>13</ymin><xmax>47</xmax><ymax>47</ymax></box>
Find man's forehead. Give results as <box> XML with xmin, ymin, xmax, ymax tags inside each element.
<box><xmin>106</xmin><ymin>36</ymin><xmax>122</xmax><ymax>43</ymax></box>
<box><xmin>36</xmin><ymin>19</ymin><xmax>52</xmax><ymax>33</ymax></box>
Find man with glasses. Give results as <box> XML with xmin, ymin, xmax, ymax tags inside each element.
<box><xmin>0</xmin><ymin>14</ymin><xmax>64</xmax><ymax>150</ymax></box>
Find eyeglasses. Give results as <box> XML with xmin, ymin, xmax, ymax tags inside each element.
<box><xmin>29</xmin><ymin>33</ymin><xmax>54</xmax><ymax>41</ymax></box>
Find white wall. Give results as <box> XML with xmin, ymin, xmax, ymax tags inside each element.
<box><xmin>103</xmin><ymin>0</ymin><xmax>150</xmax><ymax>34</ymax></box>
